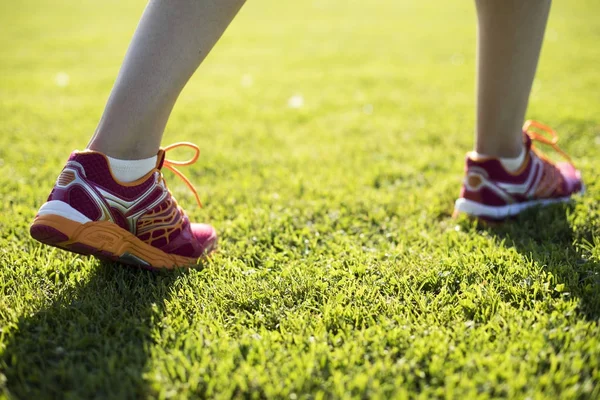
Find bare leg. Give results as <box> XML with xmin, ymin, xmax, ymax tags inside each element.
<box><xmin>88</xmin><ymin>0</ymin><xmax>245</xmax><ymax>160</ymax></box>
<box><xmin>474</xmin><ymin>0</ymin><xmax>551</xmax><ymax>158</ymax></box>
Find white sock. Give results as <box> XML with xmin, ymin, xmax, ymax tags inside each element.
<box><xmin>471</xmin><ymin>146</ymin><xmax>526</xmax><ymax>173</ymax></box>
<box><xmin>106</xmin><ymin>155</ymin><xmax>157</xmax><ymax>183</ymax></box>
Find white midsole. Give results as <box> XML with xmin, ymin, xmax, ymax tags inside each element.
<box><xmin>454</xmin><ymin>196</ymin><xmax>572</xmax><ymax>219</ymax></box>
<box><xmin>36</xmin><ymin>200</ymin><xmax>92</xmax><ymax>224</ymax></box>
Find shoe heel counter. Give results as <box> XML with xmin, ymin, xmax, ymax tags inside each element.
<box><xmin>47</xmin><ymin>165</ymin><xmax>103</xmax><ymax>221</ymax></box>
<box><xmin>46</xmin><ymin>167</ymin><xmax>74</xmax><ymax>202</ymax></box>
<box><xmin>460</xmin><ymin>167</ymin><xmax>511</xmax><ymax>207</ymax></box>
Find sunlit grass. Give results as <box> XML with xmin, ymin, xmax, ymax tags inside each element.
<box><xmin>0</xmin><ymin>0</ymin><xmax>599</xmax><ymax>398</ymax></box>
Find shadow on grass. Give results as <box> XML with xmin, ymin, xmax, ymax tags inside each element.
<box><xmin>479</xmin><ymin>203</ymin><xmax>600</xmax><ymax>320</ymax></box>
<box><xmin>1</xmin><ymin>261</ymin><xmax>189</xmax><ymax>399</ymax></box>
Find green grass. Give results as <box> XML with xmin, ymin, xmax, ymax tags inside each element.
<box><xmin>1</xmin><ymin>0</ymin><xmax>600</xmax><ymax>398</ymax></box>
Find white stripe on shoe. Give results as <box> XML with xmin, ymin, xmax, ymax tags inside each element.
<box><xmin>454</xmin><ymin>196</ymin><xmax>572</xmax><ymax>220</ymax></box>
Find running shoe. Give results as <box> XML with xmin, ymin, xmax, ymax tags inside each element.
<box><xmin>454</xmin><ymin>121</ymin><xmax>583</xmax><ymax>221</ymax></box>
<box><xmin>30</xmin><ymin>143</ymin><xmax>216</xmax><ymax>269</ymax></box>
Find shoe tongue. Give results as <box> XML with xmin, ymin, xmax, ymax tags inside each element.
<box><xmin>156</xmin><ymin>149</ymin><xmax>166</xmax><ymax>170</ymax></box>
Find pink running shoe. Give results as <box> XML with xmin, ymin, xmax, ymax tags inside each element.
<box><xmin>454</xmin><ymin>121</ymin><xmax>583</xmax><ymax>221</ymax></box>
<box><xmin>30</xmin><ymin>143</ymin><xmax>217</xmax><ymax>269</ymax></box>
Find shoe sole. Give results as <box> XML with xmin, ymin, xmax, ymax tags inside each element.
<box><xmin>453</xmin><ymin>196</ymin><xmax>573</xmax><ymax>221</ymax></box>
<box><xmin>30</xmin><ymin>202</ymin><xmax>216</xmax><ymax>269</ymax></box>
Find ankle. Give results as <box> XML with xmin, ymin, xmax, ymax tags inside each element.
<box><xmin>87</xmin><ymin>130</ymin><xmax>161</xmax><ymax>160</ymax></box>
<box><xmin>474</xmin><ymin>136</ymin><xmax>525</xmax><ymax>159</ymax></box>
<box><xmin>87</xmin><ymin>142</ymin><xmax>158</xmax><ymax>160</ymax></box>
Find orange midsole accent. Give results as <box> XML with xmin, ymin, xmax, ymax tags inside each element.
<box><xmin>32</xmin><ymin>214</ymin><xmax>197</xmax><ymax>269</ymax></box>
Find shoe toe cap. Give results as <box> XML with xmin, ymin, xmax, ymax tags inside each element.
<box><xmin>556</xmin><ymin>162</ymin><xmax>583</xmax><ymax>194</ymax></box>
<box><xmin>190</xmin><ymin>223</ymin><xmax>218</xmax><ymax>254</ymax></box>
<box><xmin>162</xmin><ymin>222</ymin><xmax>217</xmax><ymax>259</ymax></box>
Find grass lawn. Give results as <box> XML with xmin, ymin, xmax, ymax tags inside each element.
<box><xmin>1</xmin><ymin>0</ymin><xmax>600</xmax><ymax>398</ymax></box>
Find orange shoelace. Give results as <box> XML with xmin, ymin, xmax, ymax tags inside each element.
<box><xmin>523</xmin><ymin>120</ymin><xmax>574</xmax><ymax>166</ymax></box>
<box><xmin>162</xmin><ymin>142</ymin><xmax>203</xmax><ymax>208</ymax></box>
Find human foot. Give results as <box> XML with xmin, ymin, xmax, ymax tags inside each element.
<box><xmin>30</xmin><ymin>143</ymin><xmax>216</xmax><ymax>269</ymax></box>
<box><xmin>454</xmin><ymin>121</ymin><xmax>583</xmax><ymax>220</ymax></box>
